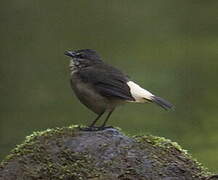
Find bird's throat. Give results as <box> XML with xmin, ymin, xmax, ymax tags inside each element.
<box><xmin>69</xmin><ymin>60</ymin><xmax>78</xmax><ymax>74</ymax></box>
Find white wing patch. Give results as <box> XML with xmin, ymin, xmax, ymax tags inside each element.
<box><xmin>127</xmin><ymin>81</ymin><xmax>153</xmax><ymax>103</ymax></box>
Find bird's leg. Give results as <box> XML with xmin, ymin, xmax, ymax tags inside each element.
<box><xmin>89</xmin><ymin>111</ymin><xmax>105</xmax><ymax>127</ymax></box>
<box><xmin>100</xmin><ymin>109</ymin><xmax>115</xmax><ymax>129</ymax></box>
<box><xmin>80</xmin><ymin>111</ymin><xmax>105</xmax><ymax>131</ymax></box>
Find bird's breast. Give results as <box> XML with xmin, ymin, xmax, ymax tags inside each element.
<box><xmin>70</xmin><ymin>75</ymin><xmax>111</xmax><ymax>114</ymax></box>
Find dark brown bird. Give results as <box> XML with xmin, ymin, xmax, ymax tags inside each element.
<box><xmin>65</xmin><ymin>49</ymin><xmax>173</xmax><ymax>130</ymax></box>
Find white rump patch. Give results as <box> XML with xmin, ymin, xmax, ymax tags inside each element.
<box><xmin>127</xmin><ymin>81</ymin><xmax>153</xmax><ymax>103</ymax></box>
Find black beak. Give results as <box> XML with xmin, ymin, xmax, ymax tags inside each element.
<box><xmin>64</xmin><ymin>50</ymin><xmax>76</xmax><ymax>58</ymax></box>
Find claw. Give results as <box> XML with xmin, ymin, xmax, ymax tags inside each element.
<box><xmin>79</xmin><ymin>126</ymin><xmax>114</xmax><ymax>131</ymax></box>
<box><xmin>98</xmin><ymin>126</ymin><xmax>114</xmax><ymax>130</ymax></box>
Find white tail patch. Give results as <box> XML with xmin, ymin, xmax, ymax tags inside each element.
<box><xmin>127</xmin><ymin>81</ymin><xmax>153</xmax><ymax>103</ymax></box>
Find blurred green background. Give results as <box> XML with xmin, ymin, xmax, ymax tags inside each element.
<box><xmin>1</xmin><ymin>0</ymin><xmax>218</xmax><ymax>172</ymax></box>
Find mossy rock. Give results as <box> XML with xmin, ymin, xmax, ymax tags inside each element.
<box><xmin>0</xmin><ymin>125</ymin><xmax>214</xmax><ymax>180</ymax></box>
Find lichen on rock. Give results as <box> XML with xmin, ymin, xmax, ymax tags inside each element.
<box><xmin>0</xmin><ymin>125</ymin><xmax>213</xmax><ymax>180</ymax></box>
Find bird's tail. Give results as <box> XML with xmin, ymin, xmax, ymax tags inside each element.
<box><xmin>150</xmin><ymin>96</ymin><xmax>174</xmax><ymax>110</ymax></box>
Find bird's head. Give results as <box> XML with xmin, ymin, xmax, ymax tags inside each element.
<box><xmin>65</xmin><ymin>49</ymin><xmax>102</xmax><ymax>69</ymax></box>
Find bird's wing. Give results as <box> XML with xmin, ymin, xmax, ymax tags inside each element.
<box><xmin>78</xmin><ymin>65</ymin><xmax>135</xmax><ymax>101</ymax></box>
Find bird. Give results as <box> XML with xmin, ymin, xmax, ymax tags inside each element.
<box><xmin>65</xmin><ymin>49</ymin><xmax>173</xmax><ymax>130</ymax></box>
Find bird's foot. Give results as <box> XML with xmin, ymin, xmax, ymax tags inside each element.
<box><xmin>79</xmin><ymin>126</ymin><xmax>99</xmax><ymax>131</ymax></box>
<box><xmin>79</xmin><ymin>126</ymin><xmax>113</xmax><ymax>131</ymax></box>
<box><xmin>98</xmin><ymin>126</ymin><xmax>113</xmax><ymax>130</ymax></box>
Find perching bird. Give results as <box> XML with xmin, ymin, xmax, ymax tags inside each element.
<box><xmin>65</xmin><ymin>49</ymin><xmax>173</xmax><ymax>130</ymax></box>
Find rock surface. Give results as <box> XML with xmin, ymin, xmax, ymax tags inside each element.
<box><xmin>0</xmin><ymin>126</ymin><xmax>213</xmax><ymax>180</ymax></box>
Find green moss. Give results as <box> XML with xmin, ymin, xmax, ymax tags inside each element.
<box><xmin>2</xmin><ymin>125</ymin><xmax>77</xmax><ymax>162</ymax></box>
<box><xmin>1</xmin><ymin>126</ymin><xmax>76</xmax><ymax>166</ymax></box>
<box><xmin>136</xmin><ymin>135</ymin><xmax>187</xmax><ymax>152</ymax></box>
<box><xmin>0</xmin><ymin>125</ymin><xmax>106</xmax><ymax>179</ymax></box>
<box><xmin>134</xmin><ymin>134</ymin><xmax>211</xmax><ymax>177</ymax></box>
<box><xmin>0</xmin><ymin>125</ymin><xmax>212</xmax><ymax>179</ymax></box>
